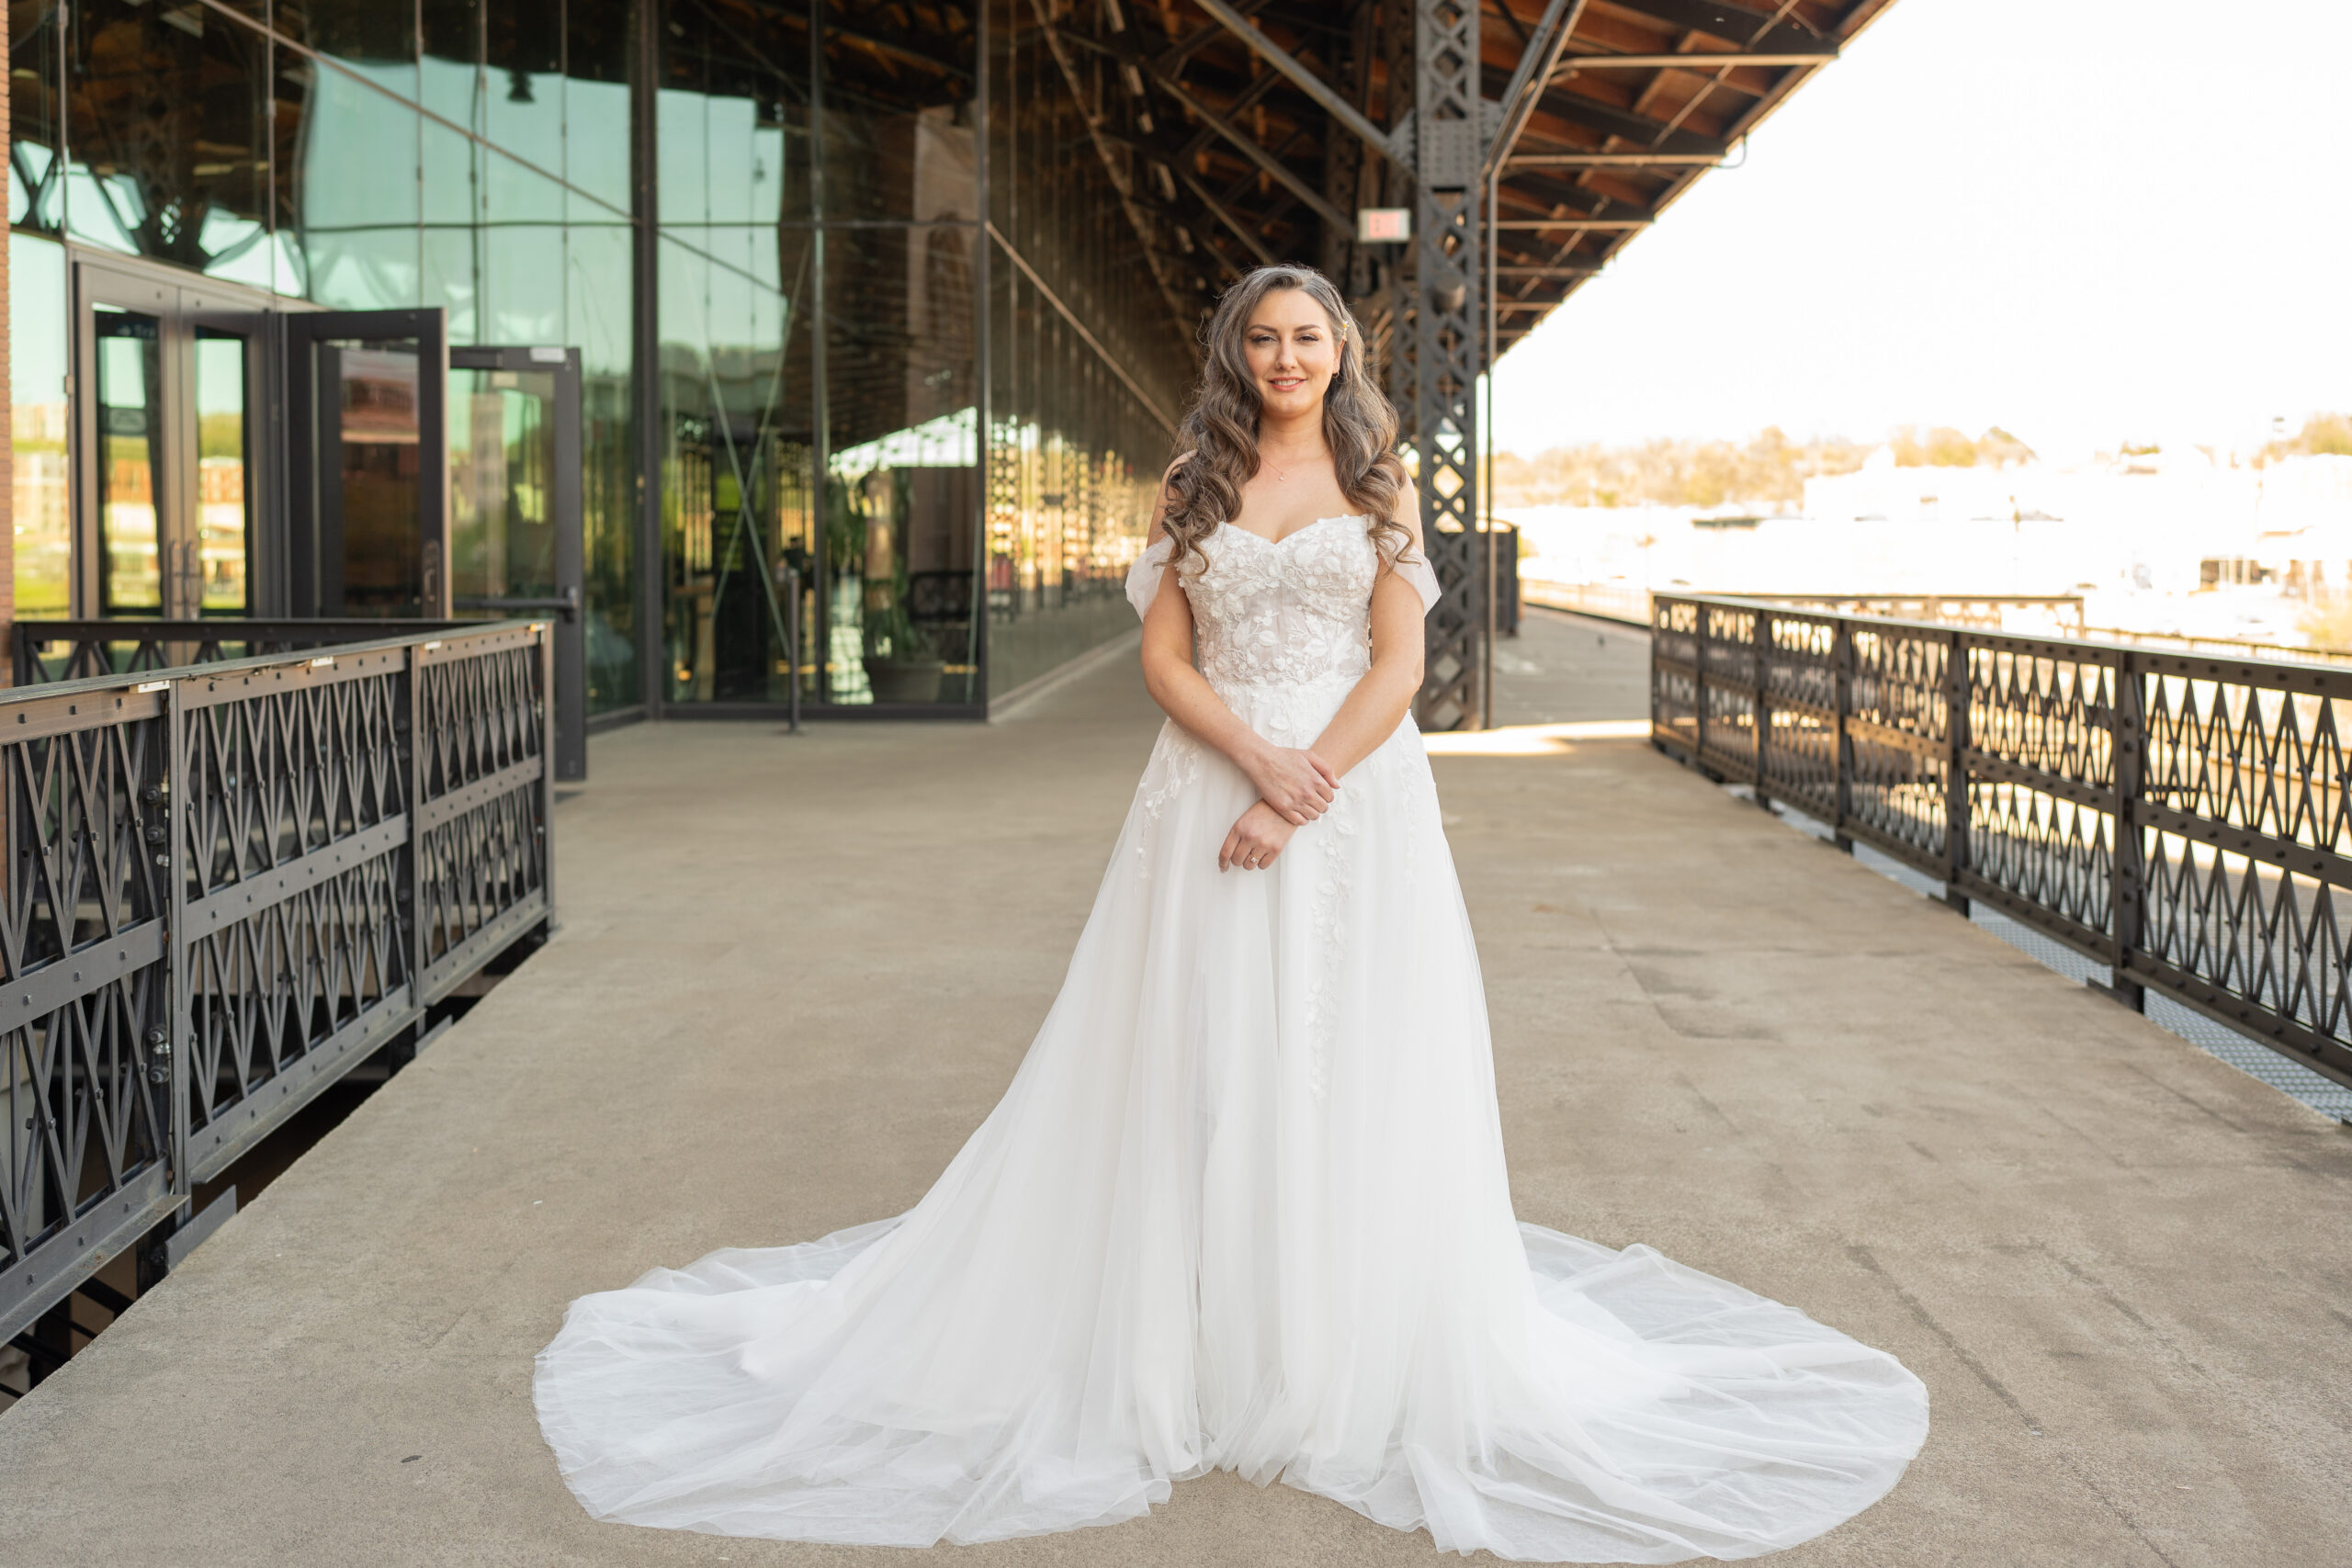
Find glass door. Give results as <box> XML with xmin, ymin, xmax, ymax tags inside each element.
<box><xmin>178</xmin><ymin>292</ymin><xmax>266</xmax><ymax>617</ymax></box>
<box><xmin>286</xmin><ymin>310</ymin><xmax>450</xmax><ymax>618</ymax></box>
<box><xmin>449</xmin><ymin>345</ymin><xmax>586</xmax><ymax>781</ymax></box>
<box><xmin>76</xmin><ymin>267</ymin><xmax>171</xmax><ymax>617</ymax></box>
<box><xmin>73</xmin><ymin>262</ymin><xmax>269</xmax><ymax>619</ymax></box>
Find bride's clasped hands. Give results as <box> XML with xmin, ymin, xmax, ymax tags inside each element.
<box><xmin>1223</xmin><ymin>739</ymin><xmax>1337</xmax><ymax>871</ymax></box>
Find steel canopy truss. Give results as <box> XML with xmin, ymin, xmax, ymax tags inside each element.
<box><xmin>1017</xmin><ymin>0</ymin><xmax>1896</xmax><ymax>725</ymax></box>
<box><xmin>1407</xmin><ymin>0</ymin><xmax>1488</xmax><ymax>731</ymax></box>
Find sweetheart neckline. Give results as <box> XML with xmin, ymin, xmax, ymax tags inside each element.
<box><xmin>1217</xmin><ymin>514</ymin><xmax>1368</xmax><ymax>547</ymax></box>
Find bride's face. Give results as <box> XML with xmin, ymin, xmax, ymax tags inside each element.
<box><xmin>1243</xmin><ymin>290</ymin><xmax>1339</xmax><ymax>423</ymax></box>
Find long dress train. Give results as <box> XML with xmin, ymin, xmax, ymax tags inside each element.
<box><xmin>533</xmin><ymin>514</ymin><xmax>1928</xmax><ymax>1562</ymax></box>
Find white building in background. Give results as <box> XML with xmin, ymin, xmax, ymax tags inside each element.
<box><xmin>2247</xmin><ymin>455</ymin><xmax>2352</xmax><ymax>594</ymax></box>
<box><xmin>1509</xmin><ymin>447</ymin><xmax>2352</xmax><ymax>645</ymax></box>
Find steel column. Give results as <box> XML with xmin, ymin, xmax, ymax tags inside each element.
<box><xmin>1942</xmin><ymin>628</ymin><xmax>1971</xmax><ymax>914</ymax></box>
<box><xmin>1751</xmin><ymin>605</ymin><xmax>1772</xmax><ymax>807</ymax></box>
<box><xmin>1830</xmin><ymin>616</ymin><xmax>1854</xmax><ymax>851</ymax></box>
<box><xmin>633</xmin><ymin>0</ymin><xmax>664</xmax><ymax>716</ymax></box>
<box><xmin>1410</xmin><ymin>0</ymin><xmax>1485</xmax><ymax>732</ymax></box>
<box><xmin>2105</xmin><ymin>650</ymin><xmax>2146</xmax><ymax>1010</ymax></box>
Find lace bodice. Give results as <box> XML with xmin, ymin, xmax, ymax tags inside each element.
<box><xmin>1125</xmin><ymin>514</ymin><xmax>1438</xmax><ymax>691</ymax></box>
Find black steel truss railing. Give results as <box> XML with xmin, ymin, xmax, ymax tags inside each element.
<box><xmin>9</xmin><ymin>621</ymin><xmax>471</xmax><ymax>689</ymax></box>
<box><xmin>1652</xmin><ymin>592</ymin><xmax>2352</xmax><ymax>1092</ymax></box>
<box><xmin>0</xmin><ymin>621</ymin><xmax>554</xmax><ymax>1348</ymax></box>
<box><xmin>1522</xmin><ymin>586</ymin><xmax>2087</xmax><ymax>636</ymax></box>
<box><xmin>1732</xmin><ymin>593</ymin><xmax>2087</xmax><ymax>636</ymax></box>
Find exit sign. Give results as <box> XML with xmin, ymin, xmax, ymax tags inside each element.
<box><xmin>1356</xmin><ymin>209</ymin><xmax>1410</xmax><ymax>243</ymax></box>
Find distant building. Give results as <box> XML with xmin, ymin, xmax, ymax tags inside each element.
<box><xmin>1515</xmin><ymin>446</ymin><xmax>2352</xmax><ymax>645</ymax></box>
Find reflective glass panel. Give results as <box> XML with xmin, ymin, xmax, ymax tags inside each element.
<box><xmin>825</xmin><ymin>224</ymin><xmax>979</xmax><ymax>705</ymax></box>
<box><xmin>277</xmin><ymin>0</ymin><xmax>419</xmax><ymax>89</ymax></box>
<box><xmin>420</xmin><ymin>0</ymin><xmax>483</xmax><ymax>130</ymax></box>
<box><xmin>982</xmin><ymin>257</ymin><xmax>1169</xmax><ymax>699</ymax></box>
<box><xmin>422</xmin><ymin>117</ymin><xmax>484</xmax><ymax>340</ymax></box>
<box><xmin>820</xmin><ymin>5</ymin><xmax>978</xmax><ymax>223</ymax></box>
<box><xmin>978</xmin><ymin>0</ymin><xmax>1179</xmax><ymax>699</ymax></box>
<box><xmin>9</xmin><ymin>0</ymin><xmax>64</xmax><ymax>231</ymax></box>
<box><xmin>568</xmin><ymin>221</ymin><xmax>639</xmax><ymax>711</ymax></box>
<box><xmin>450</xmin><ymin>367</ymin><xmax>560</xmax><ymax>607</ymax></box>
<box><xmin>485</xmin><ymin>1</ymin><xmax>565</xmax><ymax>170</ymax></box>
<box><xmin>661</xmin><ymin>0</ymin><xmax>809</xmax><ymax>228</ymax></box>
<box><xmin>328</xmin><ymin>342</ymin><xmax>426</xmax><ymax>616</ymax></box>
<box><xmin>194</xmin><ymin>328</ymin><xmax>253</xmax><ymax>614</ymax></box>
<box><xmin>657</xmin><ymin>231</ymin><xmax>812</xmax><ymax>705</ymax></box>
<box><xmin>479</xmin><ymin>149</ymin><xmax>568</xmax><ymax>344</ymax></box>
<box><xmin>277</xmin><ymin>58</ymin><xmax>424</xmax><ymax>308</ymax></box>
<box><xmin>487</xmin><ymin>223</ymin><xmax>568</xmax><ymax>346</ymax></box>
<box><xmin>564</xmin><ymin>0</ymin><xmax>635</xmax><ymax>214</ymax></box>
<box><xmin>63</xmin><ymin>0</ymin><xmax>270</xmax><ymax>273</ymax></box>
<box><xmin>94</xmin><ymin>306</ymin><xmax>165</xmax><ymax>615</ymax></box>
<box><xmin>10</xmin><ymin>236</ymin><xmax>73</xmax><ymax>615</ymax></box>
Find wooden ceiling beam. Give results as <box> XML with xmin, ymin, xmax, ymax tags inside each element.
<box><xmin>1589</xmin><ymin>0</ymin><xmax>1835</xmax><ymax>56</ymax></box>
<box><xmin>1530</xmin><ymin>92</ymin><xmax>1731</xmax><ymax>157</ymax></box>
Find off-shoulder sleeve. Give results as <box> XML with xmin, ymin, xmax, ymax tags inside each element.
<box><xmin>1125</xmin><ymin>535</ymin><xmax>1178</xmax><ymax>621</ymax></box>
<box><xmin>1391</xmin><ymin>543</ymin><xmax>1442</xmax><ymax>617</ymax></box>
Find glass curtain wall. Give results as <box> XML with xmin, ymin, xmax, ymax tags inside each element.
<box><xmin>655</xmin><ymin>0</ymin><xmax>813</xmax><ymax>706</ymax></box>
<box><xmin>8</xmin><ymin>0</ymin><xmax>639</xmax><ymax>710</ymax></box>
<box><xmin>9</xmin><ymin>236</ymin><xmax>71</xmax><ymax>618</ymax></box>
<box><xmin>10</xmin><ymin>0</ymin><xmax>1193</xmax><ymax>713</ymax></box>
<box><xmin>982</xmin><ymin>0</ymin><xmax>1183</xmax><ymax>702</ymax></box>
<box><xmin>654</xmin><ymin>0</ymin><xmax>980</xmax><ymax>709</ymax></box>
<box><xmin>9</xmin><ymin>6</ymin><xmax>68</xmax><ymax>617</ymax></box>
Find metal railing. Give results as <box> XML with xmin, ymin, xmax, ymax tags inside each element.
<box><xmin>1521</xmin><ymin>580</ymin><xmax>1652</xmax><ymax>625</ymax></box>
<box><xmin>1651</xmin><ymin>592</ymin><xmax>2352</xmax><ymax>1091</ymax></box>
<box><xmin>0</xmin><ymin>620</ymin><xmax>555</xmax><ymax>1354</ymax></box>
<box><xmin>1522</xmin><ymin>585</ymin><xmax>2089</xmax><ymax>637</ymax></box>
<box><xmin>2082</xmin><ymin>624</ymin><xmax>2352</xmax><ymax>671</ymax></box>
<box><xmin>10</xmin><ymin>620</ymin><xmax>470</xmax><ymax>688</ymax></box>
<box><xmin>1734</xmin><ymin>593</ymin><xmax>2086</xmax><ymax>636</ymax></box>
<box><xmin>14</xmin><ymin>618</ymin><xmax>592</xmax><ymax>782</ymax></box>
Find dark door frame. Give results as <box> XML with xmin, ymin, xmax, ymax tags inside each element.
<box><xmin>69</xmin><ymin>253</ymin><xmax>279</xmax><ymax>620</ymax></box>
<box><xmin>449</xmin><ymin>344</ymin><xmax>587</xmax><ymax>782</ymax></box>
<box><xmin>285</xmin><ymin>308</ymin><xmax>451</xmax><ymax>619</ymax></box>
<box><xmin>175</xmin><ymin>279</ymin><xmax>279</xmax><ymax>619</ymax></box>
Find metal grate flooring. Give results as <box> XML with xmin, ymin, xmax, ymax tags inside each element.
<box><xmin>1735</xmin><ymin>786</ymin><xmax>2352</xmax><ymax>1124</ymax></box>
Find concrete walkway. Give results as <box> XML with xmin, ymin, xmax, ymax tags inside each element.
<box><xmin>3</xmin><ymin>629</ymin><xmax>2348</xmax><ymax>1567</ymax></box>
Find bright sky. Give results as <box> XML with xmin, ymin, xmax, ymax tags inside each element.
<box><xmin>1488</xmin><ymin>0</ymin><xmax>2352</xmax><ymax>461</ymax></box>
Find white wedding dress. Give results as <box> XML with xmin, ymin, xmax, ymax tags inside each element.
<box><xmin>534</xmin><ymin>514</ymin><xmax>1928</xmax><ymax>1561</ymax></box>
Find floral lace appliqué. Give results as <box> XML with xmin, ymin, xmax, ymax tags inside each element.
<box><xmin>1302</xmin><ymin>786</ymin><xmax>1360</xmax><ymax>1100</ymax></box>
<box><xmin>1188</xmin><ymin>517</ymin><xmax>1381</xmax><ymax>695</ymax></box>
<box><xmin>1132</xmin><ymin>721</ymin><xmax>1203</xmax><ymax>874</ymax></box>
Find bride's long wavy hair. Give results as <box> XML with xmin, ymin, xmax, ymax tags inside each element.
<box><xmin>1161</xmin><ymin>265</ymin><xmax>1411</xmax><ymax>579</ymax></box>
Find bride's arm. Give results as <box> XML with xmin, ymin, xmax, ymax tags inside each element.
<box><xmin>1138</xmin><ymin>465</ymin><xmax>1338</xmax><ymax>826</ymax></box>
<box><xmin>1306</xmin><ymin>479</ymin><xmax>1428</xmax><ymax>777</ymax></box>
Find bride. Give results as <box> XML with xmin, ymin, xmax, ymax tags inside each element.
<box><xmin>534</xmin><ymin>265</ymin><xmax>1928</xmax><ymax>1562</ymax></box>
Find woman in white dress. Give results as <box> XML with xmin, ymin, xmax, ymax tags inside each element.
<box><xmin>534</xmin><ymin>265</ymin><xmax>1928</xmax><ymax>1562</ymax></box>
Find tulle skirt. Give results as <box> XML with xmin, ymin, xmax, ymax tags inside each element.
<box><xmin>533</xmin><ymin>674</ymin><xmax>1928</xmax><ymax>1561</ymax></box>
